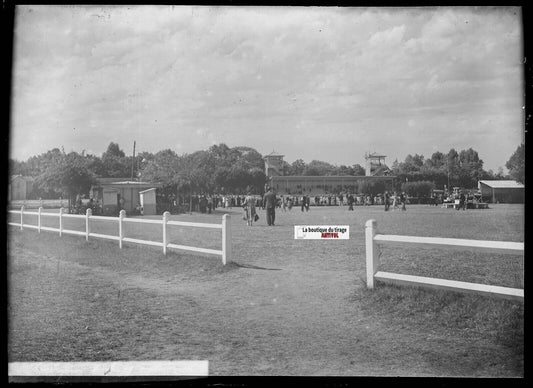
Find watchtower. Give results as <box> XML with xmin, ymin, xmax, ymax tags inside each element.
<box><xmin>365</xmin><ymin>152</ymin><xmax>387</xmax><ymax>176</ymax></box>
<box><xmin>263</xmin><ymin>150</ymin><xmax>285</xmax><ymax>178</ymax></box>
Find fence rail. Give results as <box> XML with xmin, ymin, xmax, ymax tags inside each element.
<box><xmin>365</xmin><ymin>219</ymin><xmax>523</xmax><ymax>301</ymax></box>
<box><xmin>8</xmin><ymin>206</ymin><xmax>231</xmax><ymax>265</ymax></box>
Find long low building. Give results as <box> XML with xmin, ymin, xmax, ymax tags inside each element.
<box><xmin>90</xmin><ymin>178</ymin><xmax>160</xmax><ymax>216</ymax></box>
<box><xmin>478</xmin><ymin>180</ymin><xmax>524</xmax><ymax>203</ymax></box>
<box><xmin>270</xmin><ymin>175</ymin><xmax>395</xmax><ymax>196</ymax></box>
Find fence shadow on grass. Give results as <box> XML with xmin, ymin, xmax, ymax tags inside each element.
<box><xmin>232</xmin><ymin>262</ymin><xmax>282</xmax><ymax>271</ymax></box>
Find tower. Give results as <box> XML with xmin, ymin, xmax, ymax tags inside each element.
<box><xmin>365</xmin><ymin>152</ymin><xmax>388</xmax><ymax>176</ymax></box>
<box><xmin>263</xmin><ymin>150</ymin><xmax>285</xmax><ymax>178</ymax></box>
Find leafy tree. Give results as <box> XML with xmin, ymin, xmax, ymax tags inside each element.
<box><xmin>506</xmin><ymin>143</ymin><xmax>525</xmax><ymax>184</ymax></box>
<box><xmin>179</xmin><ymin>151</ymin><xmax>215</xmax><ymax>194</ymax></box>
<box><xmin>35</xmin><ymin>151</ymin><xmax>96</xmax><ymax>209</ymax></box>
<box><xmin>9</xmin><ymin>158</ymin><xmax>30</xmax><ymax>176</ymax></box>
<box><xmin>303</xmin><ymin>160</ymin><xmax>337</xmax><ymax>176</ymax></box>
<box><xmin>139</xmin><ymin>149</ymin><xmax>181</xmax><ymax>185</ymax></box>
<box><xmin>84</xmin><ymin>153</ymin><xmax>106</xmax><ymax>177</ymax></box>
<box><xmin>137</xmin><ymin>151</ymin><xmax>155</xmax><ymax>163</ymax></box>
<box><xmin>289</xmin><ymin>159</ymin><xmax>306</xmax><ymax>175</ymax></box>
<box><xmin>233</xmin><ymin>146</ymin><xmax>265</xmax><ymax>171</ymax></box>
<box><xmin>104</xmin><ymin>142</ymin><xmax>126</xmax><ymax>158</ymax></box>
<box><xmin>446</xmin><ymin>148</ymin><xmax>460</xmax><ymax>188</ymax></box>
<box><xmin>214</xmin><ymin>167</ymin><xmax>232</xmax><ymax>193</ymax></box>
<box><xmin>248</xmin><ymin>167</ymin><xmax>267</xmax><ymax>193</ymax></box>
<box><xmin>425</xmin><ymin>151</ymin><xmax>446</xmax><ymax>169</ymax></box>
<box><xmin>335</xmin><ymin>164</ymin><xmax>366</xmax><ymax>176</ymax></box>
<box><xmin>401</xmin><ymin>181</ymin><xmax>435</xmax><ymax>198</ymax></box>
<box><xmin>352</xmin><ymin>164</ymin><xmax>366</xmax><ymax>176</ymax></box>
<box><xmin>29</xmin><ymin>148</ymin><xmax>64</xmax><ymax>177</ymax></box>
<box><xmin>391</xmin><ymin>154</ymin><xmax>424</xmax><ymax>178</ymax></box>
<box><xmin>174</xmin><ymin>153</ymin><xmax>215</xmax><ymax>212</ymax></box>
<box><xmin>403</xmin><ymin>154</ymin><xmax>425</xmax><ymax>172</ymax></box>
<box><xmin>457</xmin><ymin>148</ymin><xmax>484</xmax><ymax>188</ymax></box>
<box><xmin>418</xmin><ymin>166</ymin><xmax>447</xmax><ymax>190</ymax></box>
<box><xmin>101</xmin><ymin>142</ymin><xmax>130</xmax><ymax>177</ymax></box>
<box><xmin>337</xmin><ymin>165</ymin><xmax>353</xmax><ymax>176</ymax></box>
<box><xmin>209</xmin><ymin>143</ymin><xmax>232</xmax><ymax>159</ymax></box>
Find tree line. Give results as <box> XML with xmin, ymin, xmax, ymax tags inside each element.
<box><xmin>9</xmin><ymin>143</ymin><xmax>268</xmax><ymax>202</ymax></box>
<box><xmin>391</xmin><ymin>145</ymin><xmax>524</xmax><ymax>196</ymax></box>
<box><xmin>9</xmin><ymin>142</ymin><xmax>524</xmax><ymax>203</ymax></box>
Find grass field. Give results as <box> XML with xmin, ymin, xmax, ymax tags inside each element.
<box><xmin>7</xmin><ymin>204</ymin><xmax>524</xmax><ymax>377</ymax></box>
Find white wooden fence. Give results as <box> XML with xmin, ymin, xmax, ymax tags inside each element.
<box><xmin>8</xmin><ymin>207</ymin><xmax>231</xmax><ymax>265</ymax></box>
<box><xmin>365</xmin><ymin>219</ymin><xmax>523</xmax><ymax>301</ymax></box>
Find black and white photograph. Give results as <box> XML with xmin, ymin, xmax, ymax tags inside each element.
<box><xmin>7</xmin><ymin>5</ymin><xmax>524</xmax><ymax>379</ymax></box>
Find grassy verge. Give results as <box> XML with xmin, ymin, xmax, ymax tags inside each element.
<box><xmin>7</xmin><ymin>204</ymin><xmax>524</xmax><ymax>376</ymax></box>
<box><xmin>357</xmin><ymin>284</ymin><xmax>523</xmax><ymax>348</ymax></box>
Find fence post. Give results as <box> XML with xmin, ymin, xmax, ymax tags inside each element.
<box><xmin>20</xmin><ymin>206</ymin><xmax>24</xmax><ymax>231</ymax></box>
<box><xmin>365</xmin><ymin>219</ymin><xmax>380</xmax><ymax>289</ymax></box>
<box><xmin>59</xmin><ymin>207</ymin><xmax>63</xmax><ymax>236</ymax></box>
<box><xmin>38</xmin><ymin>207</ymin><xmax>42</xmax><ymax>233</ymax></box>
<box><xmin>163</xmin><ymin>211</ymin><xmax>170</xmax><ymax>255</ymax></box>
<box><xmin>119</xmin><ymin>210</ymin><xmax>125</xmax><ymax>249</ymax></box>
<box><xmin>222</xmin><ymin>214</ymin><xmax>231</xmax><ymax>265</ymax></box>
<box><xmin>85</xmin><ymin>208</ymin><xmax>92</xmax><ymax>241</ymax></box>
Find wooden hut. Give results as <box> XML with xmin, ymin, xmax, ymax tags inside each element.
<box><xmin>90</xmin><ymin>178</ymin><xmax>159</xmax><ymax>216</ymax></box>
<box><xmin>478</xmin><ymin>180</ymin><xmax>524</xmax><ymax>203</ymax></box>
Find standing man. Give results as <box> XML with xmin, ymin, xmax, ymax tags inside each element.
<box><xmin>384</xmin><ymin>191</ymin><xmax>390</xmax><ymax>211</ymax></box>
<box><xmin>262</xmin><ymin>187</ymin><xmax>277</xmax><ymax>226</ymax></box>
<box><xmin>207</xmin><ymin>195</ymin><xmax>213</xmax><ymax>214</ymax></box>
<box><xmin>348</xmin><ymin>193</ymin><xmax>354</xmax><ymax>211</ymax></box>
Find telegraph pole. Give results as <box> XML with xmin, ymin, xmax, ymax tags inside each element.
<box><xmin>131</xmin><ymin>140</ymin><xmax>136</xmax><ymax>181</ymax></box>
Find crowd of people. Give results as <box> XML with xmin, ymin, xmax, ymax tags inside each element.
<box><xmin>76</xmin><ymin>187</ymin><xmax>481</xmax><ymax>221</ymax></box>
<box><xmin>239</xmin><ymin>188</ymin><xmax>412</xmax><ymax>226</ymax></box>
<box><xmin>71</xmin><ymin>185</ymin><xmax>481</xmax><ymax>226</ymax></box>
<box><xmin>383</xmin><ymin>191</ymin><xmax>407</xmax><ymax>211</ymax></box>
<box><xmin>184</xmin><ymin>193</ymin><xmax>416</xmax><ymax>212</ymax></box>
<box><xmin>177</xmin><ymin>191</ymin><xmax>412</xmax><ymax>220</ymax></box>
<box><xmin>138</xmin><ymin>185</ymin><xmax>485</xmax><ymax>228</ymax></box>
<box><xmin>443</xmin><ymin>190</ymin><xmax>479</xmax><ymax>210</ymax></box>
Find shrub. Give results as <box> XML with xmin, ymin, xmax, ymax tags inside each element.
<box><xmin>401</xmin><ymin>180</ymin><xmax>435</xmax><ymax>197</ymax></box>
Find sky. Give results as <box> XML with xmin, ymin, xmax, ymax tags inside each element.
<box><xmin>10</xmin><ymin>6</ymin><xmax>524</xmax><ymax>172</ymax></box>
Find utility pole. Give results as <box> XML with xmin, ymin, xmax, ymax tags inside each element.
<box><xmin>446</xmin><ymin>157</ymin><xmax>450</xmax><ymax>194</ymax></box>
<box><xmin>130</xmin><ymin>140</ymin><xmax>136</xmax><ymax>181</ymax></box>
